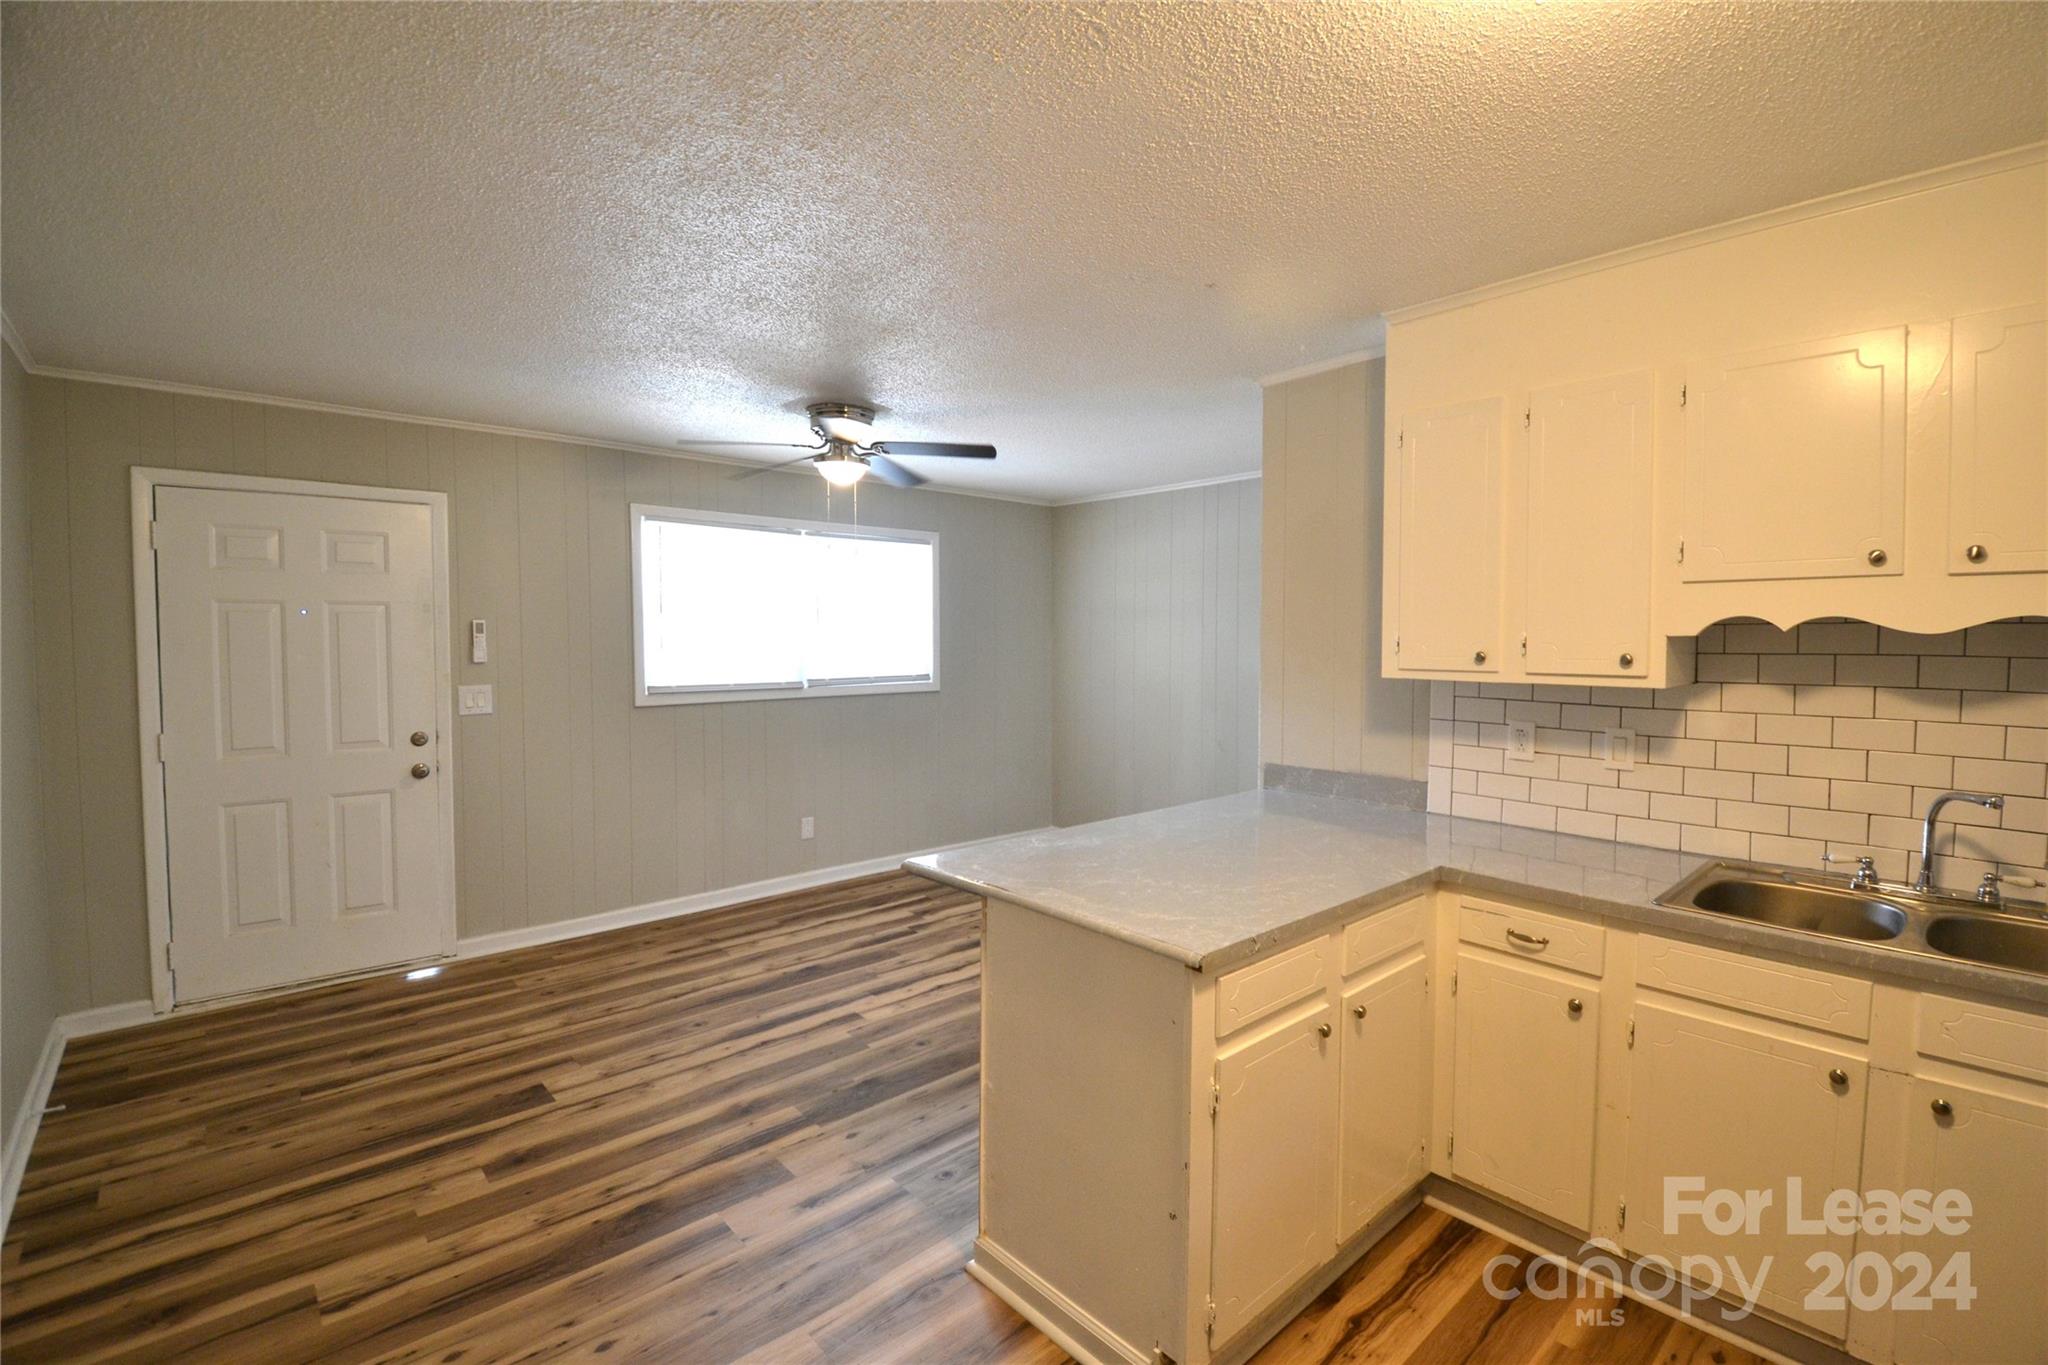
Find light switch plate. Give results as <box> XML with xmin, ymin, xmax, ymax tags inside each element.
<box><xmin>1601</xmin><ymin>727</ymin><xmax>1637</xmax><ymax>771</ymax></box>
<box><xmin>1507</xmin><ymin>720</ymin><xmax>1535</xmax><ymax>760</ymax></box>
<box><xmin>458</xmin><ymin>684</ymin><xmax>495</xmax><ymax>716</ymax></box>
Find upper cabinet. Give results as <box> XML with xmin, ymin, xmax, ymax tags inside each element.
<box><xmin>1525</xmin><ymin>371</ymin><xmax>1655</xmax><ymax>677</ymax></box>
<box><xmin>1948</xmin><ymin>302</ymin><xmax>2047</xmax><ymax>576</ymax></box>
<box><xmin>1379</xmin><ymin>153</ymin><xmax>2047</xmax><ymax>680</ymax></box>
<box><xmin>1681</xmin><ymin>328</ymin><xmax>1907</xmax><ymax>583</ymax></box>
<box><xmin>1388</xmin><ymin>397</ymin><xmax>1504</xmax><ymax>673</ymax></box>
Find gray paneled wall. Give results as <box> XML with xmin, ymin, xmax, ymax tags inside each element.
<box><xmin>1051</xmin><ymin>479</ymin><xmax>1261</xmax><ymax>827</ymax></box>
<box><xmin>24</xmin><ymin>375</ymin><xmax>1054</xmax><ymax>1009</ymax></box>
<box><xmin>3</xmin><ymin>347</ymin><xmax>57</xmax><ymax>1141</ymax></box>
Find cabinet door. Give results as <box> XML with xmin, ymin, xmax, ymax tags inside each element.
<box><xmin>1525</xmin><ymin>372</ymin><xmax>1655</xmax><ymax>677</ymax></box>
<box><xmin>1623</xmin><ymin>1002</ymin><xmax>1867</xmax><ymax>1338</ymax></box>
<box><xmin>1390</xmin><ymin>397</ymin><xmax>1503</xmax><ymax>672</ymax></box>
<box><xmin>1451</xmin><ymin>952</ymin><xmax>1598</xmax><ymax>1228</ymax></box>
<box><xmin>1949</xmin><ymin>303</ymin><xmax>2047</xmax><ymax>576</ymax></box>
<box><xmin>1339</xmin><ymin>955</ymin><xmax>1429</xmax><ymax>1240</ymax></box>
<box><xmin>1211</xmin><ymin>1003</ymin><xmax>1338</xmax><ymax>1345</ymax></box>
<box><xmin>1681</xmin><ymin>327</ymin><xmax>1906</xmax><ymax>582</ymax></box>
<box><xmin>1890</xmin><ymin>1077</ymin><xmax>2048</xmax><ymax>1364</ymax></box>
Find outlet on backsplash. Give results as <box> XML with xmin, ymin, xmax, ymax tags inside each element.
<box><xmin>1426</xmin><ymin>617</ymin><xmax>2048</xmax><ymax>889</ymax></box>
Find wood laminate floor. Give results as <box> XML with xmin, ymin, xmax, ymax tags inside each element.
<box><xmin>2</xmin><ymin>871</ymin><xmax>1762</xmax><ymax>1365</ymax></box>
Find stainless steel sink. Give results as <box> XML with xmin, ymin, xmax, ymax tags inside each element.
<box><xmin>1656</xmin><ymin>860</ymin><xmax>2048</xmax><ymax>979</ymax></box>
<box><xmin>1663</xmin><ymin>867</ymin><xmax>1908</xmax><ymax>941</ymax></box>
<box><xmin>1924</xmin><ymin>914</ymin><xmax>2048</xmax><ymax>974</ymax></box>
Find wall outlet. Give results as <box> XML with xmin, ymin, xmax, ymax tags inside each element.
<box><xmin>1601</xmin><ymin>727</ymin><xmax>1637</xmax><ymax>771</ymax></box>
<box><xmin>800</xmin><ymin>816</ymin><xmax>815</xmax><ymax>840</ymax></box>
<box><xmin>458</xmin><ymin>684</ymin><xmax>495</xmax><ymax>716</ymax></box>
<box><xmin>1508</xmin><ymin>720</ymin><xmax>1535</xmax><ymax>760</ymax></box>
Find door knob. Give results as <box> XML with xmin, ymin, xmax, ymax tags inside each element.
<box><xmin>1966</xmin><ymin>544</ymin><xmax>1987</xmax><ymax>563</ymax></box>
<box><xmin>1317</xmin><ymin>1023</ymin><xmax>1332</xmax><ymax>1038</ymax></box>
<box><xmin>1566</xmin><ymin>997</ymin><xmax>1583</xmax><ymax>1017</ymax></box>
<box><xmin>1618</xmin><ymin>652</ymin><xmax>1634</xmax><ymax>669</ymax></box>
<box><xmin>410</xmin><ymin>730</ymin><xmax>430</xmax><ymax>747</ymax></box>
<box><xmin>410</xmin><ymin>762</ymin><xmax>431</xmax><ymax>780</ymax></box>
<box><xmin>1353</xmin><ymin>1004</ymin><xmax>1367</xmax><ymax>1019</ymax></box>
<box><xmin>1473</xmin><ymin>650</ymin><xmax>1487</xmax><ymax>665</ymax></box>
<box><xmin>1930</xmin><ymin>1098</ymin><xmax>1953</xmax><ymax>1119</ymax></box>
<box><xmin>1828</xmin><ymin>1068</ymin><xmax>1848</xmax><ymax>1089</ymax></box>
<box><xmin>1867</xmin><ymin>548</ymin><xmax>1887</xmax><ymax>567</ymax></box>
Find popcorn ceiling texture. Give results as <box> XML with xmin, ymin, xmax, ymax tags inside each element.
<box><xmin>1427</xmin><ymin>620</ymin><xmax>2048</xmax><ymax>890</ymax></box>
<box><xmin>3</xmin><ymin>3</ymin><xmax>2044</xmax><ymax>500</ymax></box>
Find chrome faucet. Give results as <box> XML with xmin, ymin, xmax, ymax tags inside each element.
<box><xmin>1914</xmin><ymin>791</ymin><xmax>2004</xmax><ymax>893</ymax></box>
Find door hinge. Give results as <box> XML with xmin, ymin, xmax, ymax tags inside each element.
<box><xmin>1523</xmin><ymin>407</ymin><xmax>1531</xmax><ymax>429</ymax></box>
<box><xmin>1397</xmin><ymin>428</ymin><xmax>1404</xmax><ymax>451</ymax></box>
<box><xmin>1205</xmin><ymin>1298</ymin><xmax>1217</xmax><ymax>1339</ymax></box>
<box><xmin>164</xmin><ymin>940</ymin><xmax>176</xmax><ymax>971</ymax></box>
<box><xmin>1618</xmin><ymin>1199</ymin><xmax>1627</xmax><ymax>1230</ymax></box>
<box><xmin>153</xmin><ymin>732</ymin><xmax>166</xmax><ymax>764</ymax></box>
<box><xmin>1393</xmin><ymin>636</ymin><xmax>1400</xmax><ymax>655</ymax></box>
<box><xmin>1451</xmin><ymin>969</ymin><xmax>1458</xmax><ymax>996</ymax></box>
<box><xmin>1676</xmin><ymin>538</ymin><xmax>1685</xmax><ymax>564</ymax></box>
<box><xmin>1678</xmin><ymin>384</ymin><xmax>1687</xmax><ymax>408</ymax></box>
<box><xmin>1447</xmin><ymin>1131</ymin><xmax>1454</xmax><ymax>1158</ymax></box>
<box><xmin>1628</xmin><ymin>1017</ymin><xmax>1636</xmax><ymax>1049</ymax></box>
<box><xmin>1209</xmin><ymin>1079</ymin><xmax>1220</xmax><ymax>1121</ymax></box>
<box><xmin>1520</xmin><ymin>633</ymin><xmax>1528</xmax><ymax>657</ymax></box>
<box><xmin>149</xmin><ymin>520</ymin><xmax>162</xmax><ymax>549</ymax></box>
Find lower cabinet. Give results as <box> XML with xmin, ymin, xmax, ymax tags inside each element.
<box><xmin>1450</xmin><ymin>950</ymin><xmax>1600</xmax><ymax>1228</ymax></box>
<box><xmin>1888</xmin><ymin>1076</ymin><xmax>2048</xmax><ymax>1364</ymax></box>
<box><xmin>1621</xmin><ymin>1001</ymin><xmax>1869</xmax><ymax>1337</ymax></box>
<box><xmin>1210</xmin><ymin>1002</ymin><xmax>1338</xmax><ymax>1344</ymax></box>
<box><xmin>1338</xmin><ymin>954</ymin><xmax>1430</xmax><ymax>1240</ymax></box>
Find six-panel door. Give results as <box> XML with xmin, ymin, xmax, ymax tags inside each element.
<box><xmin>1523</xmin><ymin>371</ymin><xmax>1655</xmax><ymax>677</ymax></box>
<box><xmin>1210</xmin><ymin>1003</ymin><xmax>1339</xmax><ymax>1345</ymax></box>
<box><xmin>1450</xmin><ymin>951</ymin><xmax>1599</xmax><ymax>1228</ymax></box>
<box><xmin>155</xmin><ymin>486</ymin><xmax>447</xmax><ymax>1002</ymax></box>
<box><xmin>1889</xmin><ymin>1077</ymin><xmax>2048</xmax><ymax>1363</ymax></box>
<box><xmin>1389</xmin><ymin>396</ymin><xmax>1504</xmax><ymax>673</ymax></box>
<box><xmin>1622</xmin><ymin>1001</ymin><xmax>1868</xmax><ymax>1337</ymax></box>
<box><xmin>1338</xmin><ymin>954</ymin><xmax>1430</xmax><ymax>1241</ymax></box>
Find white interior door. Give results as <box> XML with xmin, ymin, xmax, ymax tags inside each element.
<box><xmin>153</xmin><ymin>485</ymin><xmax>449</xmax><ymax>1002</ymax></box>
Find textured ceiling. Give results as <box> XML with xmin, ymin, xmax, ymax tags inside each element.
<box><xmin>4</xmin><ymin>4</ymin><xmax>2043</xmax><ymax>501</ymax></box>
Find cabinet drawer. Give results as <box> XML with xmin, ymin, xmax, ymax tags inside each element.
<box><xmin>1342</xmin><ymin>899</ymin><xmax>1429</xmax><ymax>978</ymax></box>
<box><xmin>1458</xmin><ymin>899</ymin><xmax>1604</xmax><ymax>978</ymax></box>
<box><xmin>1636</xmin><ymin>935</ymin><xmax>1871</xmax><ymax>1041</ymax></box>
<box><xmin>1916</xmin><ymin>992</ymin><xmax>2048</xmax><ymax>1084</ymax></box>
<box><xmin>1216</xmin><ymin>936</ymin><xmax>1330</xmax><ymax>1040</ymax></box>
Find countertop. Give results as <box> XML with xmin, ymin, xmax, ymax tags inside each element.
<box><xmin>906</xmin><ymin>789</ymin><xmax>2048</xmax><ymax>1006</ymax></box>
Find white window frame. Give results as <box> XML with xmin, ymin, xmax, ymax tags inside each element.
<box><xmin>630</xmin><ymin>503</ymin><xmax>942</xmax><ymax>707</ymax></box>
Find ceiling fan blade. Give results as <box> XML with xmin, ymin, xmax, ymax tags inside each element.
<box><xmin>868</xmin><ymin>441</ymin><xmax>996</xmax><ymax>460</ymax></box>
<box><xmin>724</xmin><ymin>453</ymin><xmax>820</xmax><ymax>481</ymax></box>
<box><xmin>863</xmin><ymin>454</ymin><xmax>926</xmax><ymax>488</ymax></box>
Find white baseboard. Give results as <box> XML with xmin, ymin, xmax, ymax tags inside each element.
<box><xmin>967</xmin><ymin>1238</ymin><xmax>1150</xmax><ymax>1365</ymax></box>
<box><xmin>453</xmin><ymin>828</ymin><xmax>1050</xmax><ymax>960</ymax></box>
<box><xmin>0</xmin><ymin>1020</ymin><xmax>67</xmax><ymax>1239</ymax></box>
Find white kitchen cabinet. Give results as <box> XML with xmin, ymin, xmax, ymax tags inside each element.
<box><xmin>1451</xmin><ymin>950</ymin><xmax>1599</xmax><ymax>1228</ymax></box>
<box><xmin>1887</xmin><ymin>1077</ymin><xmax>2048</xmax><ymax>1364</ymax></box>
<box><xmin>1948</xmin><ymin>303</ymin><xmax>2048</xmax><ymax>577</ymax></box>
<box><xmin>1681</xmin><ymin>327</ymin><xmax>1907</xmax><ymax>584</ymax></box>
<box><xmin>1211</xmin><ymin>1003</ymin><xmax>1340</xmax><ymax>1344</ymax></box>
<box><xmin>1388</xmin><ymin>397</ymin><xmax>1504</xmax><ymax>674</ymax></box>
<box><xmin>1622</xmin><ymin>1001</ymin><xmax>1869</xmax><ymax>1338</ymax></box>
<box><xmin>1523</xmin><ymin>371</ymin><xmax>1656</xmax><ymax>678</ymax></box>
<box><xmin>1338</xmin><ymin>954</ymin><xmax>1430</xmax><ymax>1240</ymax></box>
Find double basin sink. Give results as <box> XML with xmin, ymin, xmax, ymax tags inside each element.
<box><xmin>1657</xmin><ymin>862</ymin><xmax>2048</xmax><ymax>976</ymax></box>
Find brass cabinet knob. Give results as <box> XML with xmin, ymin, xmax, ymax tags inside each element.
<box><xmin>1618</xmin><ymin>652</ymin><xmax>1635</xmax><ymax>669</ymax></box>
<box><xmin>1867</xmin><ymin>548</ymin><xmax>1888</xmax><ymax>567</ymax></box>
<box><xmin>1931</xmin><ymin>1098</ymin><xmax>1953</xmax><ymax>1119</ymax></box>
<box><xmin>1317</xmin><ymin>1022</ymin><xmax>1332</xmax><ymax>1038</ymax></box>
<box><xmin>1567</xmin><ymin>997</ymin><xmax>1583</xmax><ymax>1017</ymax></box>
<box><xmin>1828</xmin><ymin>1068</ymin><xmax>1848</xmax><ymax>1089</ymax></box>
<box><xmin>1473</xmin><ymin>650</ymin><xmax>1487</xmax><ymax>665</ymax></box>
<box><xmin>1966</xmin><ymin>544</ymin><xmax>1987</xmax><ymax>563</ymax></box>
<box><xmin>410</xmin><ymin>730</ymin><xmax>430</xmax><ymax>747</ymax></box>
<box><xmin>410</xmin><ymin>762</ymin><xmax>431</xmax><ymax>780</ymax></box>
<box><xmin>1353</xmin><ymin>1004</ymin><xmax>1367</xmax><ymax>1019</ymax></box>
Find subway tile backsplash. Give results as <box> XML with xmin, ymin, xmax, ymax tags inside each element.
<box><xmin>1426</xmin><ymin>619</ymin><xmax>2048</xmax><ymax>891</ymax></box>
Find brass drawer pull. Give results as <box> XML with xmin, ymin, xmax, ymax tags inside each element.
<box><xmin>1505</xmin><ymin>928</ymin><xmax>1550</xmax><ymax>950</ymax></box>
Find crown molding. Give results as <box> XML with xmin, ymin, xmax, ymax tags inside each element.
<box><xmin>15</xmin><ymin>363</ymin><xmax>1057</xmax><ymax>506</ymax></box>
<box><xmin>0</xmin><ymin>310</ymin><xmax>33</xmax><ymax>370</ymax></box>
<box><xmin>1053</xmin><ymin>469</ymin><xmax>1260</xmax><ymax>508</ymax></box>
<box><xmin>1256</xmin><ymin>346</ymin><xmax>1386</xmax><ymax>389</ymax></box>
<box><xmin>1384</xmin><ymin>141</ymin><xmax>2048</xmax><ymax>327</ymax></box>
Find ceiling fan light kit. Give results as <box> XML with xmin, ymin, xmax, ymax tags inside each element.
<box><xmin>703</xmin><ymin>401</ymin><xmax>1001</xmax><ymax>489</ymax></box>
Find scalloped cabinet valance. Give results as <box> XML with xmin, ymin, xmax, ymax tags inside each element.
<box><xmin>1380</xmin><ymin>151</ymin><xmax>2046</xmax><ymax>687</ymax></box>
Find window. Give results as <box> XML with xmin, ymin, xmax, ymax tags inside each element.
<box><xmin>631</xmin><ymin>505</ymin><xmax>938</xmax><ymax>705</ymax></box>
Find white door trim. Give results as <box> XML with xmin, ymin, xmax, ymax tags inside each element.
<box><xmin>130</xmin><ymin>467</ymin><xmax>458</xmax><ymax>1013</ymax></box>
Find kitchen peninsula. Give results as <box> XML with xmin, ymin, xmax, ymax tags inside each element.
<box><xmin>908</xmin><ymin>790</ymin><xmax>2048</xmax><ymax>1365</ymax></box>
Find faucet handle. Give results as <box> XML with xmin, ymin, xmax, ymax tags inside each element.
<box><xmin>1976</xmin><ymin>873</ymin><xmax>2003</xmax><ymax>905</ymax></box>
<box><xmin>1824</xmin><ymin>852</ymin><xmax>1878</xmax><ymax>887</ymax></box>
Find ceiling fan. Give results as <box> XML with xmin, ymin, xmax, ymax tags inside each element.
<box><xmin>678</xmin><ymin>402</ymin><xmax>997</xmax><ymax>489</ymax></box>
